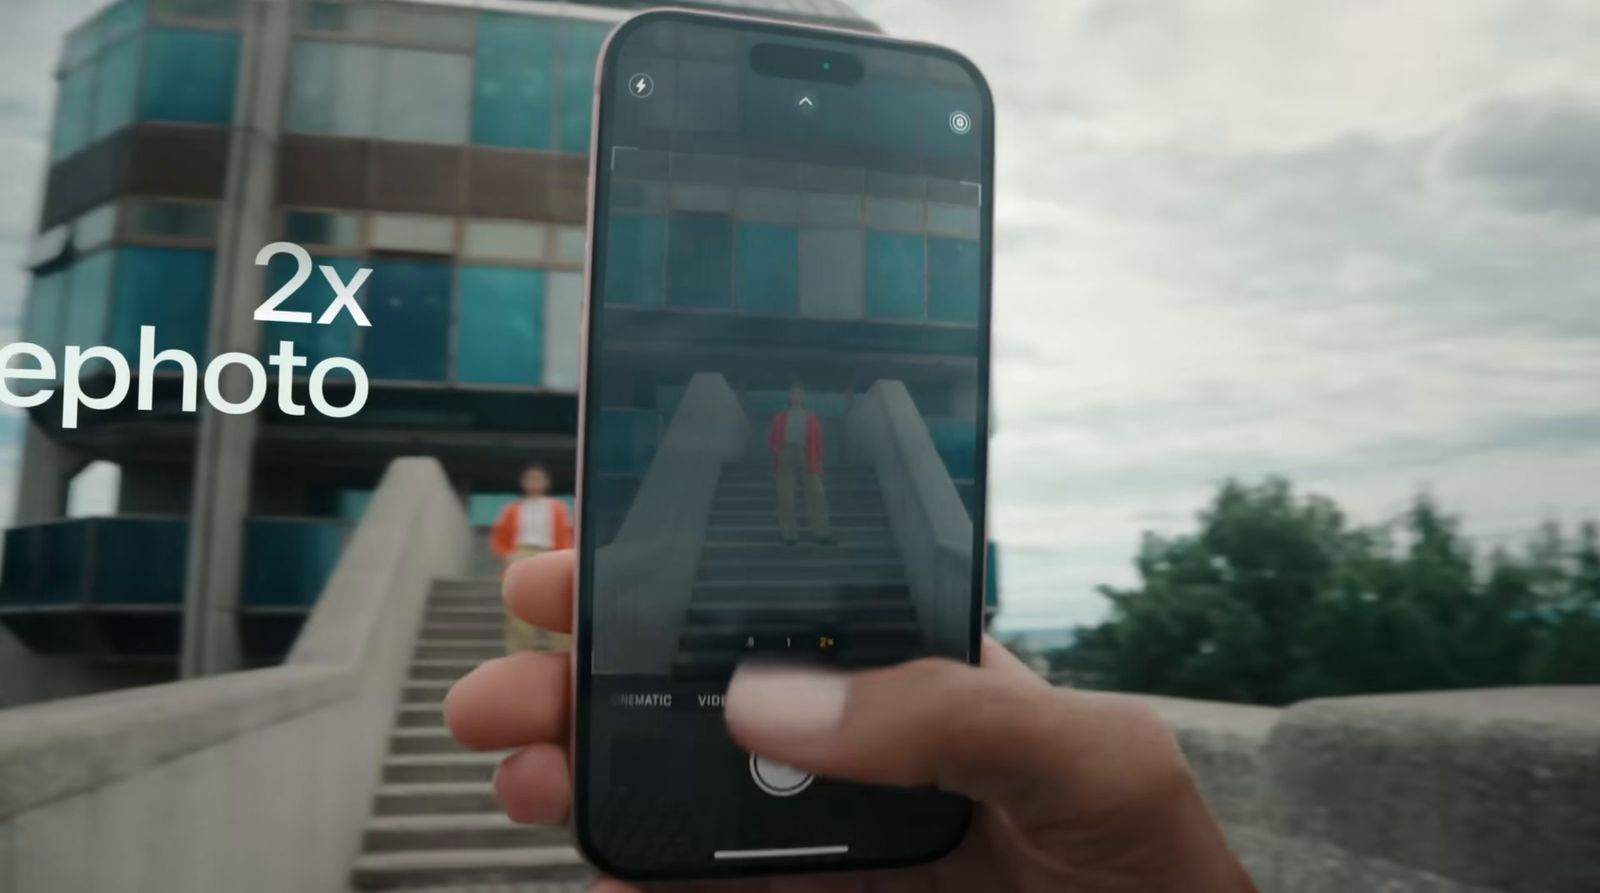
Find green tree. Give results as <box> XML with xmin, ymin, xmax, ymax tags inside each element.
<box><xmin>1073</xmin><ymin>478</ymin><xmax>1600</xmax><ymax>705</ymax></box>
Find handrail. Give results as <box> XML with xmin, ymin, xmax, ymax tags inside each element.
<box><xmin>591</xmin><ymin>372</ymin><xmax>748</xmax><ymax>675</ymax></box>
<box><xmin>0</xmin><ymin>458</ymin><xmax>468</xmax><ymax>822</ymax></box>
<box><xmin>845</xmin><ymin>380</ymin><xmax>974</xmax><ymax>657</ymax></box>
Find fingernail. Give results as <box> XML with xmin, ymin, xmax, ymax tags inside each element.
<box><xmin>726</xmin><ymin>665</ymin><xmax>850</xmax><ymax>740</ymax></box>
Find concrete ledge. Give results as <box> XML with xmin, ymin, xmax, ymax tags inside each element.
<box><xmin>1265</xmin><ymin>688</ymin><xmax>1600</xmax><ymax>893</ymax></box>
<box><xmin>1145</xmin><ymin>687</ymin><xmax>1600</xmax><ymax>893</ymax></box>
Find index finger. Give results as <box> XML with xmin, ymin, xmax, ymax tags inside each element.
<box><xmin>504</xmin><ymin>549</ymin><xmax>575</xmax><ymax>633</ymax></box>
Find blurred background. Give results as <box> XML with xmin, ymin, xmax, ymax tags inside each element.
<box><xmin>0</xmin><ymin>1</ymin><xmax>1595</xmax><ymax>891</ymax></box>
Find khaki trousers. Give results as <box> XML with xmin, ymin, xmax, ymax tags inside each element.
<box><xmin>503</xmin><ymin>546</ymin><xmax>570</xmax><ymax>653</ymax></box>
<box><xmin>776</xmin><ymin>444</ymin><xmax>832</xmax><ymax>540</ymax></box>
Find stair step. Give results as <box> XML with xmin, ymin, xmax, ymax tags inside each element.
<box><xmin>700</xmin><ymin>542</ymin><xmax>898</xmax><ymax>563</ymax></box>
<box><xmin>384</xmin><ymin>753</ymin><xmax>500</xmax><ymax>784</ymax></box>
<box><xmin>689</xmin><ymin>580</ymin><xmax>913</xmax><ymax>602</ymax></box>
<box><xmin>713</xmin><ymin>494</ymin><xmax>885</xmax><ymax>511</ymax></box>
<box><xmin>710</xmin><ymin>510</ymin><xmax>887</xmax><ymax>526</ymax></box>
<box><xmin>391</xmin><ymin>728</ymin><xmax>471</xmax><ymax>755</ymax></box>
<box><xmin>410</xmin><ymin>659</ymin><xmax>482</xmax><ymax>681</ymax></box>
<box><xmin>686</xmin><ymin>600</ymin><xmax>915</xmax><ymax>625</ymax></box>
<box><xmin>704</xmin><ymin>526</ymin><xmax>896</xmax><ymax>545</ymax></box>
<box><xmin>415</xmin><ymin>640</ymin><xmax>505</xmax><ymax>661</ymax></box>
<box><xmin>422</xmin><ymin>618</ymin><xmax>506</xmax><ymax>636</ymax></box>
<box><xmin>697</xmin><ymin>559</ymin><xmax>907</xmax><ymax>584</ymax></box>
<box><xmin>429</xmin><ymin>593</ymin><xmax>505</xmax><ymax>609</ymax></box>
<box><xmin>396</xmin><ymin>705</ymin><xmax>448</xmax><ymax>728</ymax></box>
<box><xmin>375</xmin><ymin>781</ymin><xmax>500</xmax><ymax>815</ymax></box>
<box><xmin>425</xmin><ymin>606</ymin><xmax>504</xmax><ymax>624</ymax></box>
<box><xmin>351</xmin><ymin>846</ymin><xmax>591</xmax><ymax>890</ymax></box>
<box><xmin>719</xmin><ymin>470</ymin><xmax>876</xmax><ymax>485</ymax></box>
<box><xmin>404</xmin><ymin>680</ymin><xmax>455</xmax><ymax>705</ymax></box>
<box><xmin>363</xmin><ymin>812</ymin><xmax>568</xmax><ymax>853</ymax></box>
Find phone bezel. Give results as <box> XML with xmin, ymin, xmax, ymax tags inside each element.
<box><xmin>570</xmin><ymin>6</ymin><xmax>998</xmax><ymax>881</ymax></box>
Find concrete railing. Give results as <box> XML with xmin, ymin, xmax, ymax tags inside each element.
<box><xmin>1142</xmin><ymin>686</ymin><xmax>1600</xmax><ymax>893</ymax></box>
<box><xmin>591</xmin><ymin>372</ymin><xmax>747</xmax><ymax>675</ymax></box>
<box><xmin>846</xmin><ymin>380</ymin><xmax>973</xmax><ymax>657</ymax></box>
<box><xmin>0</xmin><ymin>457</ymin><xmax>470</xmax><ymax>893</ymax></box>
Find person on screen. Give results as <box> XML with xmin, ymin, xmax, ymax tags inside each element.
<box><xmin>490</xmin><ymin>463</ymin><xmax>573</xmax><ymax>652</ymax></box>
<box><xmin>767</xmin><ymin>383</ymin><xmax>836</xmax><ymax>545</ymax></box>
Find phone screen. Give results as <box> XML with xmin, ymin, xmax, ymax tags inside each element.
<box><xmin>577</xmin><ymin>10</ymin><xmax>991</xmax><ymax>879</ymax></box>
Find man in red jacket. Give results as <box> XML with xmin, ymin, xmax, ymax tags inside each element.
<box><xmin>767</xmin><ymin>383</ymin><xmax>836</xmax><ymax>545</ymax></box>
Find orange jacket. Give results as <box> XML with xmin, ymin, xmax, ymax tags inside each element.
<box><xmin>768</xmin><ymin>410</ymin><xmax>824</xmax><ymax>475</ymax></box>
<box><xmin>490</xmin><ymin>498</ymin><xmax>573</xmax><ymax>559</ymax></box>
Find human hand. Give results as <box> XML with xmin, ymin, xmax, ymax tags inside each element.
<box><xmin>445</xmin><ymin>550</ymin><xmax>1257</xmax><ymax>892</ymax></box>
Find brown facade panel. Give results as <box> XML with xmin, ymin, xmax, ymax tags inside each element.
<box><xmin>466</xmin><ymin>147</ymin><xmax>553</xmax><ymax>220</ymax></box>
<box><xmin>39</xmin><ymin>133</ymin><xmax>129</xmax><ymax>229</ymax></box>
<box><xmin>123</xmin><ymin>125</ymin><xmax>230</xmax><ymax>200</ymax></box>
<box><xmin>548</xmin><ymin>154</ymin><xmax>590</xmax><ymax>223</ymax></box>
<box><xmin>277</xmin><ymin>135</ymin><xmax>369</xmax><ymax>209</ymax></box>
<box><xmin>365</xmin><ymin>142</ymin><xmax>465</xmax><ymax>215</ymax></box>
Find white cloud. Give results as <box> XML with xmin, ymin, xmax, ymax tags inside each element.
<box><xmin>856</xmin><ymin>0</ymin><xmax>1600</xmax><ymax>631</ymax></box>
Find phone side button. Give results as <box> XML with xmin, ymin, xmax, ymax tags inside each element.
<box><xmin>750</xmin><ymin>754</ymin><xmax>814</xmax><ymax>797</ymax></box>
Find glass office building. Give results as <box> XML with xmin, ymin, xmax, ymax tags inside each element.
<box><xmin>2</xmin><ymin>0</ymin><xmax>995</xmax><ymax>690</ymax></box>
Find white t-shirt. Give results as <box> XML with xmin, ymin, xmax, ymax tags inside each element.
<box><xmin>784</xmin><ymin>408</ymin><xmax>808</xmax><ymax>446</ymax></box>
<box><xmin>516</xmin><ymin>497</ymin><xmax>555</xmax><ymax>549</ymax></box>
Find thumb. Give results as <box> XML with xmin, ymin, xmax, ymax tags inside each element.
<box><xmin>725</xmin><ymin>639</ymin><xmax>1147</xmax><ymax>810</ymax></box>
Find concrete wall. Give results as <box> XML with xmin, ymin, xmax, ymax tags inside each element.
<box><xmin>1145</xmin><ymin>687</ymin><xmax>1600</xmax><ymax>893</ymax></box>
<box><xmin>0</xmin><ymin>457</ymin><xmax>470</xmax><ymax>893</ymax></box>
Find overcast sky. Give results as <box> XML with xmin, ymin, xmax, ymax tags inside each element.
<box><xmin>2</xmin><ymin>1</ymin><xmax>1598</xmax><ymax>631</ymax></box>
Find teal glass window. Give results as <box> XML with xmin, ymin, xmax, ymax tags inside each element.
<box><xmin>285</xmin><ymin>40</ymin><xmax>380</xmax><ymax>137</ymax></box>
<box><xmin>127</xmin><ymin>199</ymin><xmax>216</xmax><ymax>239</ymax></box>
<box><xmin>544</xmin><ymin>272</ymin><xmax>582</xmax><ymax>389</ymax></box>
<box><xmin>283</xmin><ymin>210</ymin><xmax>362</xmax><ymax>249</ymax></box>
<box><xmin>243</xmin><ymin>519</ymin><xmax>345</xmax><ymax>607</ymax></box>
<box><xmin>604</xmin><ymin>215</ymin><xmax>664</xmax><ymax>305</ymax></box>
<box><xmin>927</xmin><ymin>237</ymin><xmax>981</xmax><ymax>324</ymax></box>
<box><xmin>865</xmin><ymin>231</ymin><xmax>926</xmax><ymax>320</ymax></box>
<box><xmin>927</xmin><ymin>419</ymin><xmax>978</xmax><ymax>480</ymax></box>
<box><xmin>557</xmin><ymin>21</ymin><xmax>609</xmax><ymax>151</ymax></box>
<box><xmin>51</xmin><ymin>65</ymin><xmax>96</xmax><ymax>160</ymax></box>
<box><xmin>142</xmin><ymin>29</ymin><xmax>240</xmax><ymax>124</ymax></box>
<box><xmin>363</xmin><ymin>259</ymin><xmax>451</xmax><ymax>381</ymax></box>
<box><xmin>89</xmin><ymin>518</ymin><xmax>187</xmax><ymax>606</ymax></box>
<box><xmin>98</xmin><ymin>0</ymin><xmax>148</xmax><ymax>44</ymax></box>
<box><xmin>91</xmin><ymin>35</ymin><xmax>143</xmax><ymax>141</ymax></box>
<box><xmin>456</xmin><ymin>266</ymin><xmax>545</xmax><ymax>385</ymax></box>
<box><xmin>474</xmin><ymin>12</ymin><xmax>555</xmax><ymax>149</ymax></box>
<box><xmin>375</xmin><ymin>48</ymin><xmax>470</xmax><ymax>144</ymax></box>
<box><xmin>62</xmin><ymin>252</ymin><xmax>115</xmax><ymax>350</ymax></box>
<box><xmin>22</xmin><ymin>271</ymin><xmax>68</xmax><ymax>366</ymax></box>
<box><xmin>109</xmin><ymin>247</ymin><xmax>215</xmax><ymax>358</ymax></box>
<box><xmin>259</xmin><ymin>255</ymin><xmax>364</xmax><ymax>367</ymax></box>
<box><xmin>596</xmin><ymin>410</ymin><xmax>659</xmax><ymax>475</ymax></box>
<box><xmin>665</xmin><ymin>214</ymin><xmax>733</xmax><ymax>308</ymax></box>
<box><xmin>734</xmin><ymin>224</ymin><xmax>799</xmax><ymax>316</ymax></box>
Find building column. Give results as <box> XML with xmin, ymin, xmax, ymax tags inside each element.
<box><xmin>181</xmin><ymin>0</ymin><xmax>292</xmax><ymax>677</ymax></box>
<box><xmin>12</xmin><ymin>420</ymin><xmax>86</xmax><ymax>524</ymax></box>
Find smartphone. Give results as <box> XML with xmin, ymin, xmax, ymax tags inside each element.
<box><xmin>573</xmin><ymin>8</ymin><xmax>993</xmax><ymax>880</ymax></box>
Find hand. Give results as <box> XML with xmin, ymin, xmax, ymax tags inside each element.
<box><xmin>445</xmin><ymin>550</ymin><xmax>1258</xmax><ymax>892</ymax></box>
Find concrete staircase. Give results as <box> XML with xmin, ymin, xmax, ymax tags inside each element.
<box><xmin>351</xmin><ymin>579</ymin><xmax>594</xmax><ymax>891</ymax></box>
<box><xmin>672</xmin><ymin>464</ymin><xmax>923</xmax><ymax>678</ymax></box>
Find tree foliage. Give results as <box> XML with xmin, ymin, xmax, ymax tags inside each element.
<box><xmin>1063</xmin><ymin>479</ymin><xmax>1600</xmax><ymax>705</ymax></box>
